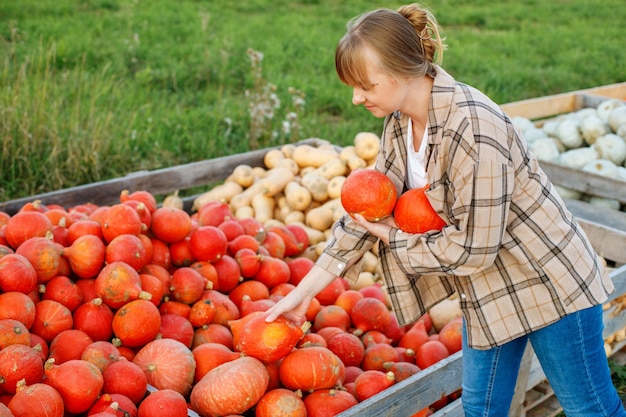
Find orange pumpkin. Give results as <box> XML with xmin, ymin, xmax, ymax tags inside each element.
<box><xmin>256</xmin><ymin>388</ymin><xmax>307</xmax><ymax>417</ymax></box>
<box><xmin>394</xmin><ymin>185</ymin><xmax>446</xmax><ymax>233</ymax></box>
<box><xmin>15</xmin><ymin>237</ymin><xmax>63</xmax><ymax>284</ymax></box>
<box><xmin>303</xmin><ymin>388</ymin><xmax>358</xmax><ymax>417</ymax></box>
<box><xmin>190</xmin><ymin>356</ymin><xmax>269</xmax><ymax>417</ymax></box>
<box><xmin>31</xmin><ymin>300</ymin><xmax>73</xmax><ymax>344</ymax></box>
<box><xmin>62</xmin><ymin>234</ymin><xmax>106</xmax><ymax>279</ymax></box>
<box><xmin>8</xmin><ymin>381</ymin><xmax>64</xmax><ymax>417</ymax></box>
<box><xmin>138</xmin><ymin>388</ymin><xmax>188</xmax><ymax>417</ymax></box>
<box><xmin>0</xmin><ymin>344</ymin><xmax>44</xmax><ymax>394</ymax></box>
<box><xmin>112</xmin><ymin>299</ymin><xmax>161</xmax><ymax>348</ymax></box>
<box><xmin>191</xmin><ymin>342</ymin><xmax>241</xmax><ymax>383</ymax></box>
<box><xmin>44</xmin><ymin>358</ymin><xmax>104</xmax><ymax>414</ymax></box>
<box><xmin>133</xmin><ymin>338</ymin><xmax>196</xmax><ymax>396</ymax></box>
<box><xmin>354</xmin><ymin>369</ymin><xmax>395</xmax><ymax>402</ymax></box>
<box><xmin>229</xmin><ymin>311</ymin><xmax>309</xmax><ymax>362</ymax></box>
<box><xmin>340</xmin><ymin>168</ymin><xmax>397</xmax><ymax>222</ymax></box>
<box><xmin>279</xmin><ymin>346</ymin><xmax>343</xmax><ymax>391</ymax></box>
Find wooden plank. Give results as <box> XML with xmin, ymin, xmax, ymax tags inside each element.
<box><xmin>574</xmin><ymin>216</ymin><xmax>626</xmax><ymax>264</ymax></box>
<box><xmin>336</xmin><ymin>351</ymin><xmax>463</xmax><ymax>417</ymax></box>
<box><xmin>510</xmin><ymin>344</ymin><xmax>536</xmax><ymax>416</ymax></box>
<box><xmin>0</xmin><ymin>149</ymin><xmax>266</xmax><ymax>215</ymax></box>
<box><xmin>431</xmin><ymin>399</ymin><xmax>465</xmax><ymax>417</ymax></box>
<box><xmin>540</xmin><ymin>161</ymin><xmax>626</xmax><ymax>204</ymax></box>
<box><xmin>500</xmin><ymin>82</ymin><xmax>626</xmax><ymax>120</ymax></box>
<box><xmin>0</xmin><ymin>138</ymin><xmax>323</xmax><ymax>216</ymax></box>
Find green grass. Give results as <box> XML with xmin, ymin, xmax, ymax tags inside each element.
<box><xmin>0</xmin><ymin>0</ymin><xmax>624</xmax><ymax>201</ymax></box>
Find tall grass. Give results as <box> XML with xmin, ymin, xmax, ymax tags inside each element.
<box><xmin>1</xmin><ymin>0</ymin><xmax>624</xmax><ymax>201</ymax></box>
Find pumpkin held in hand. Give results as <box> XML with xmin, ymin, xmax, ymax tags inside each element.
<box><xmin>340</xmin><ymin>168</ymin><xmax>397</xmax><ymax>222</ymax></box>
<box><xmin>229</xmin><ymin>311</ymin><xmax>310</xmax><ymax>362</ymax></box>
<box><xmin>394</xmin><ymin>185</ymin><xmax>446</xmax><ymax>233</ymax></box>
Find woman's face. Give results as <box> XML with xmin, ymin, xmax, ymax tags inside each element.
<box><xmin>350</xmin><ymin>47</ymin><xmax>410</xmax><ymax>118</ymax></box>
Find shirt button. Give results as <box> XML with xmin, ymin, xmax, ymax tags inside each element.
<box><xmin>337</xmin><ymin>263</ymin><xmax>345</xmax><ymax>270</ymax></box>
<box><xmin>460</xmin><ymin>293</ymin><xmax>466</xmax><ymax>299</ymax></box>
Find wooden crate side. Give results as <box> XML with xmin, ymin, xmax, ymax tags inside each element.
<box><xmin>499</xmin><ymin>82</ymin><xmax>626</xmax><ymax>120</ymax></box>
<box><xmin>0</xmin><ymin>148</ymin><xmax>266</xmax><ymax>215</ymax></box>
<box><xmin>539</xmin><ymin>162</ymin><xmax>626</xmax><ymax>205</ymax></box>
<box><xmin>573</xmin><ymin>211</ymin><xmax>626</xmax><ymax>264</ymax></box>
<box><xmin>336</xmin><ymin>351</ymin><xmax>463</xmax><ymax>417</ymax></box>
<box><xmin>0</xmin><ymin>138</ymin><xmax>325</xmax><ymax>215</ymax></box>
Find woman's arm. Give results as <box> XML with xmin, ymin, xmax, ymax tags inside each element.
<box><xmin>264</xmin><ymin>264</ymin><xmax>338</xmax><ymax>323</ymax></box>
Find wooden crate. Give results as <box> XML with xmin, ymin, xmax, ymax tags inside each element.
<box><xmin>1</xmin><ymin>84</ymin><xmax>626</xmax><ymax>417</ymax></box>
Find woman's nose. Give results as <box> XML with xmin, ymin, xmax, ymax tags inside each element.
<box><xmin>352</xmin><ymin>88</ymin><xmax>365</xmax><ymax>105</ymax></box>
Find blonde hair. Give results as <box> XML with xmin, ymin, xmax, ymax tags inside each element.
<box><xmin>335</xmin><ymin>3</ymin><xmax>447</xmax><ymax>88</ymax></box>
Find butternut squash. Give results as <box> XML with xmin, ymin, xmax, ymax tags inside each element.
<box><xmin>264</xmin><ymin>148</ymin><xmax>285</xmax><ymax>169</ymax></box>
<box><xmin>301</xmin><ymin>173</ymin><xmax>329</xmax><ymax>202</ymax></box>
<box><xmin>353</xmin><ymin>271</ymin><xmax>378</xmax><ymax>290</ymax></box>
<box><xmin>314</xmin><ymin>241</ymin><xmax>327</xmax><ymax>257</ymax></box>
<box><xmin>283</xmin><ymin>210</ymin><xmax>305</xmax><ymax>224</ymax></box>
<box><xmin>339</xmin><ymin>146</ymin><xmax>367</xmax><ymax>171</ymax></box>
<box><xmin>193</xmin><ymin>181</ymin><xmax>244</xmax><ymax>211</ymax></box>
<box><xmin>313</xmin><ymin>158</ymin><xmax>348</xmax><ymax>179</ymax></box>
<box><xmin>354</xmin><ymin>132</ymin><xmax>380</xmax><ymax>161</ymax></box>
<box><xmin>252</xmin><ymin>193</ymin><xmax>275</xmax><ymax>224</ymax></box>
<box><xmin>231</xmin><ymin>164</ymin><xmax>256</xmax><ymax>188</ymax></box>
<box><xmin>162</xmin><ymin>190</ymin><xmax>184</xmax><ymax>210</ymax></box>
<box><xmin>229</xmin><ymin>167</ymin><xmax>294</xmax><ymax>211</ymax></box>
<box><xmin>273</xmin><ymin>157</ymin><xmax>300</xmax><ymax>175</ymax></box>
<box><xmin>281</xmin><ymin>143</ymin><xmax>297</xmax><ymax>159</ymax></box>
<box><xmin>291</xmin><ymin>144</ymin><xmax>340</xmax><ymax>168</ymax></box>
<box><xmin>327</xmin><ymin>176</ymin><xmax>346</xmax><ymax>200</ymax></box>
<box><xmin>263</xmin><ymin>219</ymin><xmax>285</xmax><ymax>229</ymax></box>
<box><xmin>284</xmin><ymin>181</ymin><xmax>313</xmax><ymax>212</ymax></box>
<box><xmin>428</xmin><ymin>296</ymin><xmax>462</xmax><ymax>332</ymax></box>
<box><xmin>305</xmin><ymin>205</ymin><xmax>335</xmax><ymax>231</ymax></box>
<box><xmin>361</xmin><ymin>250</ymin><xmax>379</xmax><ymax>274</ymax></box>
<box><xmin>235</xmin><ymin>205</ymin><xmax>255</xmax><ymax>220</ymax></box>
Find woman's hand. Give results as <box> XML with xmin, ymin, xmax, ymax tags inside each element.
<box><xmin>264</xmin><ymin>264</ymin><xmax>338</xmax><ymax>324</ymax></box>
<box><xmin>264</xmin><ymin>290</ymin><xmax>312</xmax><ymax>325</ymax></box>
<box><xmin>353</xmin><ymin>214</ymin><xmax>397</xmax><ymax>245</ymax></box>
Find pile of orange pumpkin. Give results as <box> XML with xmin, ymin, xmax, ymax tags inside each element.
<box><xmin>0</xmin><ymin>188</ymin><xmax>462</xmax><ymax>417</ymax></box>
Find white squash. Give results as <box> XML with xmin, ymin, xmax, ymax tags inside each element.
<box><xmin>558</xmin><ymin>147</ymin><xmax>598</xmax><ymax>169</ymax></box>
<box><xmin>541</xmin><ymin>120</ymin><xmax>561</xmax><ymax>138</ymax></box>
<box><xmin>580</xmin><ymin>114</ymin><xmax>609</xmax><ymax>145</ymax></box>
<box><xmin>608</xmin><ymin>105</ymin><xmax>626</xmax><ymax>133</ymax></box>
<box><xmin>529</xmin><ymin>138</ymin><xmax>561</xmax><ymax>162</ymax></box>
<box><xmin>512</xmin><ymin>116</ymin><xmax>535</xmax><ymax>133</ymax></box>
<box><xmin>523</xmin><ymin>127</ymin><xmax>548</xmax><ymax>144</ymax></box>
<box><xmin>581</xmin><ymin>158</ymin><xmax>619</xmax><ymax>179</ymax></box>
<box><xmin>557</xmin><ymin>118</ymin><xmax>583</xmax><ymax>149</ymax></box>
<box><xmin>592</xmin><ymin>134</ymin><xmax>626</xmax><ymax>166</ymax></box>
<box><xmin>597</xmin><ymin>99</ymin><xmax>624</xmax><ymax>123</ymax></box>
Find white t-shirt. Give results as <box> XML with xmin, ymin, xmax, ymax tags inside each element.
<box><xmin>406</xmin><ymin>118</ymin><xmax>428</xmax><ymax>189</ymax></box>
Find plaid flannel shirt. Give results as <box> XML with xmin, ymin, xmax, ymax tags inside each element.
<box><xmin>316</xmin><ymin>66</ymin><xmax>614</xmax><ymax>349</ymax></box>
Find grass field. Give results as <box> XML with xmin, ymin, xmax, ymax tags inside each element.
<box><xmin>1</xmin><ymin>0</ymin><xmax>624</xmax><ymax>201</ymax></box>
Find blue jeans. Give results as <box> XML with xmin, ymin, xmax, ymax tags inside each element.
<box><xmin>461</xmin><ymin>305</ymin><xmax>626</xmax><ymax>417</ymax></box>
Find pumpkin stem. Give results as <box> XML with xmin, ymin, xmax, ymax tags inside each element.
<box><xmin>300</xmin><ymin>321</ymin><xmax>312</xmax><ymax>334</ymax></box>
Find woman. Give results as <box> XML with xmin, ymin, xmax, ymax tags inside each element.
<box><xmin>265</xmin><ymin>4</ymin><xmax>625</xmax><ymax>416</ymax></box>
